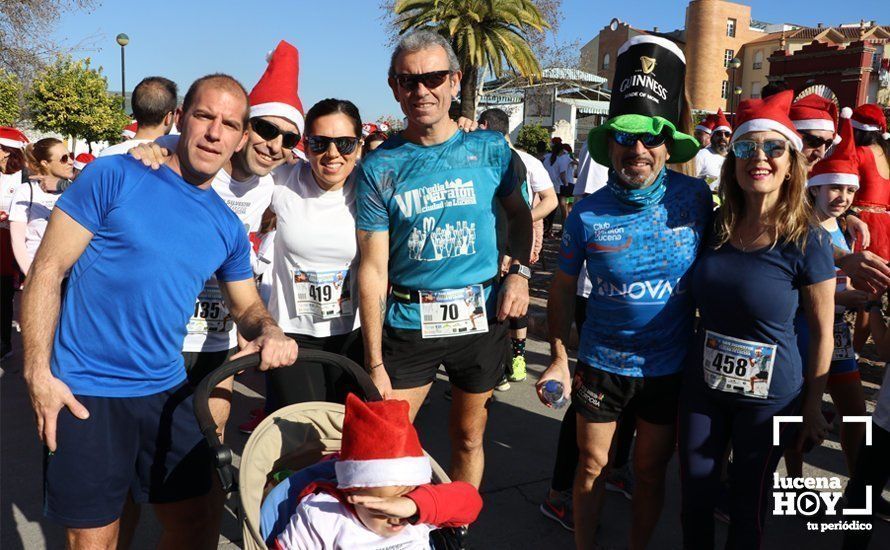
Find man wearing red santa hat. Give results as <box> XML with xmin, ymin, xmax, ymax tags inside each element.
<box><xmin>790</xmin><ymin>94</ymin><xmax>841</xmax><ymax>170</ymax></box>
<box><xmin>694</xmin><ymin>112</ymin><xmax>717</xmax><ymax>149</ymax></box>
<box><xmin>694</xmin><ymin>108</ymin><xmax>732</xmax><ymax>192</ymax></box>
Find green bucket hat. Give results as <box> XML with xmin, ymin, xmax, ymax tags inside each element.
<box><xmin>588</xmin><ymin>114</ymin><xmax>700</xmax><ymax>167</ymax></box>
<box><xmin>588</xmin><ymin>35</ymin><xmax>699</xmax><ymax>167</ymax></box>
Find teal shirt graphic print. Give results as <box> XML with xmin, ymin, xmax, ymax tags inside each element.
<box><xmin>356</xmin><ymin>130</ymin><xmax>520</xmax><ymax>329</ymax></box>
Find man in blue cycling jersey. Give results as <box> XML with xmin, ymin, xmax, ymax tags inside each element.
<box><xmin>356</xmin><ymin>29</ymin><xmax>532</xmax><ymax>490</ymax></box>
<box><xmin>538</xmin><ymin>36</ymin><xmax>710</xmax><ymax>549</ymax></box>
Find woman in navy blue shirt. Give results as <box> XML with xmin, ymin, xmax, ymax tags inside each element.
<box><xmin>678</xmin><ymin>91</ymin><xmax>836</xmax><ymax>549</ymax></box>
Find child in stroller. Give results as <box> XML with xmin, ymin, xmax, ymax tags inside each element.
<box><xmin>271</xmin><ymin>394</ymin><xmax>482</xmax><ymax>549</ymax></box>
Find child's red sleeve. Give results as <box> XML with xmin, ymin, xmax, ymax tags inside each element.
<box><xmin>405</xmin><ymin>481</ymin><xmax>483</xmax><ymax>527</ymax></box>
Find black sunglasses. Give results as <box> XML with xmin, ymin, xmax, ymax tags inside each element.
<box><xmin>394</xmin><ymin>70</ymin><xmax>452</xmax><ymax>91</ymax></box>
<box><xmin>58</xmin><ymin>154</ymin><xmax>73</xmax><ymax>163</ymax></box>
<box><xmin>250</xmin><ymin>117</ymin><xmax>301</xmax><ymax>149</ymax></box>
<box><xmin>799</xmin><ymin>132</ymin><xmax>834</xmax><ymax>150</ymax></box>
<box><xmin>305</xmin><ymin>135</ymin><xmax>360</xmax><ymax>156</ymax></box>
<box><xmin>609</xmin><ymin>130</ymin><xmax>670</xmax><ymax>149</ymax></box>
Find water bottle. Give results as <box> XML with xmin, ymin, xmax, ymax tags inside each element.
<box><xmin>542</xmin><ymin>380</ymin><xmax>567</xmax><ymax>409</ymax></box>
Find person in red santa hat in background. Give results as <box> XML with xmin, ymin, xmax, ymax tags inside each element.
<box><xmin>849</xmin><ymin>104</ymin><xmax>890</xmax><ymax>353</ymax></box>
<box><xmin>274</xmin><ymin>393</ymin><xmax>482</xmax><ymax>549</ymax></box>
<box><xmin>0</xmin><ymin>126</ymin><xmax>28</xmax><ymax>359</ymax></box>
<box><xmin>790</xmin><ymin>94</ymin><xmax>842</xmax><ymax>170</ymax></box>
<box><xmin>72</xmin><ymin>152</ymin><xmax>95</xmax><ymax>179</ymax></box>
<box><xmin>694</xmin><ymin>112</ymin><xmax>717</xmax><ymax>149</ymax></box>
<box><xmin>694</xmin><ymin>108</ymin><xmax>732</xmax><ymax>193</ymax></box>
<box><xmin>785</xmin><ymin>111</ymin><xmax>868</xmax><ymax>482</ymax></box>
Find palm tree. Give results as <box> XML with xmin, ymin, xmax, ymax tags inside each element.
<box><xmin>395</xmin><ymin>0</ymin><xmax>549</xmax><ymax>119</ymax></box>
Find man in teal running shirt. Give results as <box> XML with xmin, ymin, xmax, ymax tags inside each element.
<box><xmin>356</xmin><ymin>30</ymin><xmax>532</xmax><ymax>489</ymax></box>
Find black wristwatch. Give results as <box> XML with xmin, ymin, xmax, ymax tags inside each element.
<box><xmin>507</xmin><ymin>264</ymin><xmax>531</xmax><ymax>280</ymax></box>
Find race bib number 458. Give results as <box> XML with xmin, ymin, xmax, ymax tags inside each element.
<box><xmin>702</xmin><ymin>330</ymin><xmax>776</xmax><ymax>399</ymax></box>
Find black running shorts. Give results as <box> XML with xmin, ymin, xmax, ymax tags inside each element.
<box><xmin>383</xmin><ymin>320</ymin><xmax>508</xmax><ymax>393</ymax></box>
<box><xmin>572</xmin><ymin>362</ymin><xmax>681</xmax><ymax>425</ymax></box>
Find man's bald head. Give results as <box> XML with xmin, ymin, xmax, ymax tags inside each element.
<box><xmin>132</xmin><ymin>76</ymin><xmax>178</xmax><ymax>127</ymax></box>
<box><xmin>181</xmin><ymin>74</ymin><xmax>250</xmax><ymax>129</ymax></box>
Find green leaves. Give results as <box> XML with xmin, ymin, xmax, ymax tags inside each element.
<box><xmin>0</xmin><ymin>70</ymin><xmax>23</xmax><ymax>125</ymax></box>
<box><xmin>516</xmin><ymin>123</ymin><xmax>550</xmax><ymax>153</ymax></box>
<box><xmin>26</xmin><ymin>55</ymin><xmax>130</xmax><ymax>146</ymax></box>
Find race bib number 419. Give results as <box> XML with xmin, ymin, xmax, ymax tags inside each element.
<box><xmin>293</xmin><ymin>268</ymin><xmax>352</xmax><ymax>320</ymax></box>
<box><xmin>703</xmin><ymin>330</ymin><xmax>776</xmax><ymax>399</ymax></box>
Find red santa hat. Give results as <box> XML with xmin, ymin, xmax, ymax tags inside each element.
<box><xmin>378</xmin><ymin>121</ymin><xmax>390</xmax><ymax>133</ymax></box>
<box><xmin>730</xmin><ymin>89</ymin><xmax>803</xmax><ymax>151</ymax></box>
<box><xmin>335</xmin><ymin>394</ymin><xmax>432</xmax><ymax>489</ymax></box>
<box><xmin>121</xmin><ymin>121</ymin><xmax>138</xmax><ymax>139</ymax></box>
<box><xmin>361</xmin><ymin>123</ymin><xmax>378</xmax><ymax>137</ymax></box>
<box><xmin>712</xmin><ymin>109</ymin><xmax>732</xmax><ymax>134</ymax></box>
<box><xmin>850</xmin><ymin>103</ymin><xmax>889</xmax><ymax>140</ymax></box>
<box><xmin>694</xmin><ymin>113</ymin><xmax>716</xmax><ymax>135</ymax></box>
<box><xmin>807</xmin><ymin>112</ymin><xmax>858</xmax><ymax>189</ymax></box>
<box><xmin>249</xmin><ymin>41</ymin><xmax>305</xmax><ymax>134</ymax></box>
<box><xmin>790</xmin><ymin>94</ymin><xmax>841</xmax><ymax>145</ymax></box>
<box><xmin>73</xmin><ymin>153</ymin><xmax>96</xmax><ymax>171</ymax></box>
<box><xmin>0</xmin><ymin>126</ymin><xmax>29</xmax><ymax>149</ymax></box>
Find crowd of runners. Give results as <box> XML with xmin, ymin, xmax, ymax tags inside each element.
<box><xmin>2</xmin><ymin>27</ymin><xmax>890</xmax><ymax>550</ymax></box>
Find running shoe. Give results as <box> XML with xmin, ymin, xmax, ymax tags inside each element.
<box><xmin>238</xmin><ymin>411</ymin><xmax>267</xmax><ymax>434</ymax></box>
<box><xmin>507</xmin><ymin>355</ymin><xmax>527</xmax><ymax>382</ymax></box>
<box><xmin>494</xmin><ymin>375</ymin><xmax>511</xmax><ymax>392</ymax></box>
<box><xmin>540</xmin><ymin>489</ymin><xmax>574</xmax><ymax>531</ymax></box>
<box><xmin>604</xmin><ymin>463</ymin><xmax>634</xmax><ymax>500</ymax></box>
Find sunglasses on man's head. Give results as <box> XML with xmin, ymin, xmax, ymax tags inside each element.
<box><xmin>799</xmin><ymin>132</ymin><xmax>834</xmax><ymax>150</ymax></box>
<box><xmin>394</xmin><ymin>70</ymin><xmax>452</xmax><ymax>91</ymax></box>
<box><xmin>731</xmin><ymin>139</ymin><xmax>789</xmax><ymax>159</ymax></box>
<box><xmin>305</xmin><ymin>135</ymin><xmax>360</xmax><ymax>156</ymax></box>
<box><xmin>609</xmin><ymin>130</ymin><xmax>669</xmax><ymax>149</ymax></box>
<box><xmin>250</xmin><ymin>117</ymin><xmax>301</xmax><ymax>149</ymax></box>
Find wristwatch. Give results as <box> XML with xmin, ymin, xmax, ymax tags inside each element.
<box><xmin>507</xmin><ymin>264</ymin><xmax>532</xmax><ymax>280</ymax></box>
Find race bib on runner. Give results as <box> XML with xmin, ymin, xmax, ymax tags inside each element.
<box><xmin>293</xmin><ymin>268</ymin><xmax>352</xmax><ymax>320</ymax></box>
<box><xmin>702</xmin><ymin>330</ymin><xmax>776</xmax><ymax>399</ymax></box>
<box><xmin>187</xmin><ymin>282</ymin><xmax>232</xmax><ymax>334</ymax></box>
<box><xmin>832</xmin><ymin>317</ymin><xmax>854</xmax><ymax>362</ymax></box>
<box><xmin>420</xmin><ymin>284</ymin><xmax>488</xmax><ymax>339</ymax></box>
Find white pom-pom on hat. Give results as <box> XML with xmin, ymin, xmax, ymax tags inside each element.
<box><xmin>840</xmin><ymin>107</ymin><xmax>853</xmax><ymax>119</ymax></box>
<box><xmin>884</xmin><ymin>132</ymin><xmax>890</xmax><ymax>141</ymax></box>
<box><xmin>266</xmin><ymin>50</ymin><xmax>274</xmax><ymax>62</ymax></box>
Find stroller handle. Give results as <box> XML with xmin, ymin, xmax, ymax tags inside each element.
<box><xmin>192</xmin><ymin>350</ymin><xmax>382</xmax><ymax>493</ymax></box>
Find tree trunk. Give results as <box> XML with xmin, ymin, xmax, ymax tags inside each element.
<box><xmin>460</xmin><ymin>65</ymin><xmax>479</xmax><ymax>120</ymax></box>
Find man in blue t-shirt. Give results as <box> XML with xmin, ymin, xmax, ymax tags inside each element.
<box><xmin>356</xmin><ymin>30</ymin><xmax>532</xmax><ymax>489</ymax></box>
<box><xmin>21</xmin><ymin>74</ymin><xmax>297</xmax><ymax>547</ymax></box>
<box><xmin>537</xmin><ymin>35</ymin><xmax>709</xmax><ymax>549</ymax></box>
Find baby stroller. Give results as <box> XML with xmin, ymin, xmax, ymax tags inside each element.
<box><xmin>193</xmin><ymin>350</ymin><xmax>458</xmax><ymax>550</ymax></box>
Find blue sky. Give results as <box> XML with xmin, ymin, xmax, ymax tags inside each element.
<box><xmin>50</xmin><ymin>0</ymin><xmax>885</xmax><ymax>121</ymax></box>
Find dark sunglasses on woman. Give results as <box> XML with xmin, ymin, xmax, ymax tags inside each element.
<box><xmin>394</xmin><ymin>70</ymin><xmax>452</xmax><ymax>92</ymax></box>
<box><xmin>57</xmin><ymin>154</ymin><xmax>73</xmax><ymax>163</ymax></box>
<box><xmin>731</xmin><ymin>139</ymin><xmax>789</xmax><ymax>159</ymax></box>
<box><xmin>609</xmin><ymin>130</ymin><xmax>669</xmax><ymax>149</ymax></box>
<box><xmin>250</xmin><ymin>117</ymin><xmax>301</xmax><ymax>149</ymax></box>
<box><xmin>305</xmin><ymin>136</ymin><xmax>360</xmax><ymax>156</ymax></box>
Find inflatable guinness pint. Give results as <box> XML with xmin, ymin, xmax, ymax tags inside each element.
<box><xmin>588</xmin><ymin>35</ymin><xmax>699</xmax><ymax>166</ymax></box>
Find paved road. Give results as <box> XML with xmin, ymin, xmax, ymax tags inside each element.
<box><xmin>3</xmin><ymin>324</ymin><xmax>889</xmax><ymax>549</ymax></box>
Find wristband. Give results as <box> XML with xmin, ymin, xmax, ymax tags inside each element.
<box><xmin>367</xmin><ymin>362</ymin><xmax>384</xmax><ymax>372</ymax></box>
<box><xmin>507</xmin><ymin>264</ymin><xmax>531</xmax><ymax>280</ymax></box>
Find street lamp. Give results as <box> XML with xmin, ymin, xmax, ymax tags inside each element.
<box><xmin>728</xmin><ymin>57</ymin><xmax>742</xmax><ymax>122</ymax></box>
<box><xmin>116</xmin><ymin>33</ymin><xmax>129</xmax><ymax>111</ymax></box>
